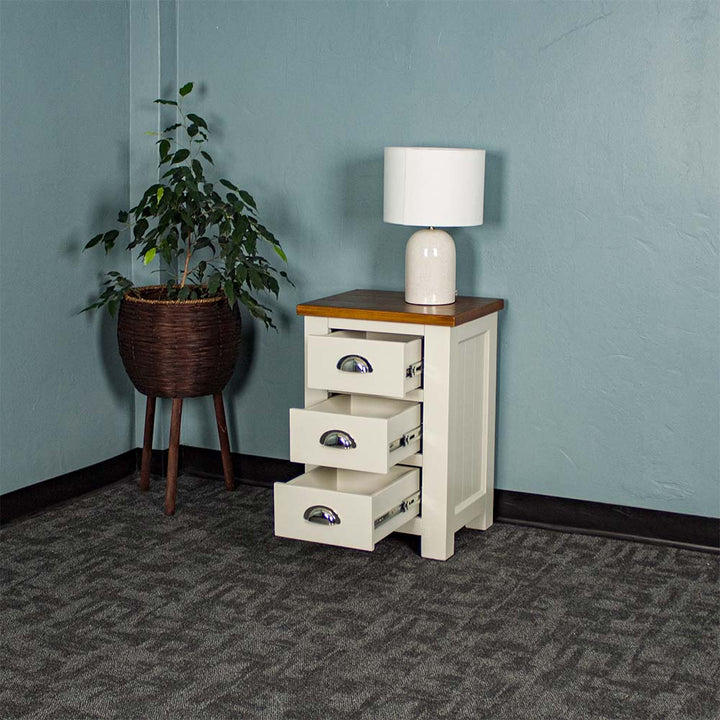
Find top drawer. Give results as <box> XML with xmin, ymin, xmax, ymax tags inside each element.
<box><xmin>307</xmin><ymin>331</ymin><xmax>422</xmax><ymax>399</ymax></box>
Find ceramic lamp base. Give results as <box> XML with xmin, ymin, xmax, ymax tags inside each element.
<box><xmin>404</xmin><ymin>228</ymin><xmax>456</xmax><ymax>305</ymax></box>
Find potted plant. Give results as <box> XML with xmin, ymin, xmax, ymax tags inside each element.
<box><xmin>84</xmin><ymin>82</ymin><xmax>290</xmax><ymax>515</ymax></box>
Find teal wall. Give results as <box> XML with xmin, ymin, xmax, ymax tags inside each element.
<box><xmin>2</xmin><ymin>1</ymin><xmax>718</xmax><ymax>519</ymax></box>
<box><xmin>0</xmin><ymin>1</ymin><xmax>133</xmax><ymax>492</ymax></box>
<box><xmin>172</xmin><ymin>0</ymin><xmax>719</xmax><ymax>517</ymax></box>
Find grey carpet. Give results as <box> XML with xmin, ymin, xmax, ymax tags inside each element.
<box><xmin>1</xmin><ymin>475</ymin><xmax>718</xmax><ymax>720</ymax></box>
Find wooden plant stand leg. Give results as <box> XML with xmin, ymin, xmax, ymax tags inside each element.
<box><xmin>140</xmin><ymin>396</ymin><xmax>156</xmax><ymax>491</ymax></box>
<box><xmin>213</xmin><ymin>392</ymin><xmax>235</xmax><ymax>491</ymax></box>
<box><xmin>164</xmin><ymin>397</ymin><xmax>183</xmax><ymax>516</ymax></box>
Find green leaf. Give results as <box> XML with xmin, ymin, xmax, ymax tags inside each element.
<box><xmin>239</xmin><ymin>191</ymin><xmax>256</xmax><ymax>209</ymax></box>
<box><xmin>154</xmin><ymin>98</ymin><xmax>178</xmax><ymax>106</ymax></box>
<box><xmin>178</xmin><ymin>286</ymin><xmax>191</xmax><ymax>301</ymax></box>
<box><xmin>186</xmin><ymin>113</ymin><xmax>208</xmax><ymax>129</ymax></box>
<box><xmin>223</xmin><ymin>280</ymin><xmax>235</xmax><ymax>305</ymax></box>
<box><xmin>248</xmin><ymin>267</ymin><xmax>263</xmax><ymax>290</ymax></box>
<box><xmin>187</xmin><ymin>124</ymin><xmax>199</xmax><ymax>138</ymax></box>
<box><xmin>201</xmin><ymin>150</ymin><xmax>214</xmax><ymax>165</ymax></box>
<box><xmin>163</xmin><ymin>123</ymin><xmax>182</xmax><ymax>133</ymax></box>
<box><xmin>258</xmin><ymin>224</ymin><xmax>277</xmax><ymax>244</ymax></box>
<box><xmin>133</xmin><ymin>219</ymin><xmax>148</xmax><ymax>239</ymax></box>
<box><xmin>220</xmin><ymin>178</ymin><xmax>239</xmax><ymax>192</ymax></box>
<box><xmin>179</xmin><ymin>82</ymin><xmax>194</xmax><ymax>97</ymax></box>
<box><xmin>103</xmin><ymin>230</ymin><xmax>119</xmax><ymax>252</ymax></box>
<box><xmin>143</xmin><ymin>247</ymin><xmax>157</xmax><ymax>265</ymax></box>
<box><xmin>273</xmin><ymin>244</ymin><xmax>287</xmax><ymax>263</ymax></box>
<box><xmin>172</xmin><ymin>149</ymin><xmax>190</xmax><ymax>164</ymax></box>
<box><xmin>160</xmin><ymin>244</ymin><xmax>172</xmax><ymax>265</ymax></box>
<box><xmin>207</xmin><ymin>273</ymin><xmax>222</xmax><ymax>296</ymax></box>
<box><xmin>156</xmin><ymin>186</ymin><xmax>164</xmax><ymax>202</ymax></box>
<box><xmin>85</xmin><ymin>233</ymin><xmax>104</xmax><ymax>249</ymax></box>
<box><xmin>158</xmin><ymin>139</ymin><xmax>171</xmax><ymax>160</ymax></box>
<box><xmin>191</xmin><ymin>159</ymin><xmax>203</xmax><ymax>179</ymax></box>
<box><xmin>118</xmin><ymin>210</ymin><xmax>128</xmax><ymax>223</ymax></box>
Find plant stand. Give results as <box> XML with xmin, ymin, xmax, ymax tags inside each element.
<box><xmin>139</xmin><ymin>392</ymin><xmax>235</xmax><ymax>515</ymax></box>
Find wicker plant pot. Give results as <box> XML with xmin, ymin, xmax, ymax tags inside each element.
<box><xmin>117</xmin><ymin>285</ymin><xmax>241</xmax><ymax>398</ymax></box>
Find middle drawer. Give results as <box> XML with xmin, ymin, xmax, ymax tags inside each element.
<box><xmin>290</xmin><ymin>395</ymin><xmax>421</xmax><ymax>474</ymax></box>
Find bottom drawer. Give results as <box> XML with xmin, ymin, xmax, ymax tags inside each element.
<box><xmin>274</xmin><ymin>465</ymin><xmax>420</xmax><ymax>552</ymax></box>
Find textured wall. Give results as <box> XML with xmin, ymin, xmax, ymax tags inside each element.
<box><xmin>171</xmin><ymin>0</ymin><xmax>719</xmax><ymax>517</ymax></box>
<box><xmin>0</xmin><ymin>0</ymin><xmax>133</xmax><ymax>492</ymax></box>
<box><xmin>2</xmin><ymin>1</ymin><xmax>717</xmax><ymax>518</ymax></box>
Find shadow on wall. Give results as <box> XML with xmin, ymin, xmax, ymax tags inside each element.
<box><xmin>484</xmin><ymin>151</ymin><xmax>504</xmax><ymax>227</ymax></box>
<box><xmin>343</xmin><ymin>155</ymin><xmax>384</xmax><ymax>225</ymax></box>
<box><xmin>456</xmin><ymin>150</ymin><xmax>505</xmax><ymax>296</ymax></box>
<box><xmin>98</xmin><ymin>310</ymin><xmax>136</xmax><ymax>449</ymax></box>
<box><xmin>342</xmin><ymin>154</ymin><xmax>404</xmax><ymax>290</ymax></box>
<box><xmin>222</xmin><ymin>298</ymin><xmax>294</xmax><ymax>446</ymax></box>
<box><xmin>228</xmin><ymin>306</ymin><xmax>257</xmax><ymax>396</ymax></box>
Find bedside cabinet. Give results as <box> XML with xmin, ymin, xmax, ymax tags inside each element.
<box><xmin>274</xmin><ymin>289</ymin><xmax>504</xmax><ymax>561</ymax></box>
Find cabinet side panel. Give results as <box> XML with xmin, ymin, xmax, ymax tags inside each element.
<box><xmin>449</xmin><ymin>314</ymin><xmax>498</xmax><ymax>531</ymax></box>
<box><xmin>455</xmin><ymin>329</ymin><xmax>486</xmax><ymax>511</ymax></box>
<box><xmin>449</xmin><ymin>328</ymin><xmax>485</xmax><ymax>515</ymax></box>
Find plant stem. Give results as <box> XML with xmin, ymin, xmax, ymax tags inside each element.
<box><xmin>179</xmin><ymin>232</ymin><xmax>192</xmax><ymax>288</ymax></box>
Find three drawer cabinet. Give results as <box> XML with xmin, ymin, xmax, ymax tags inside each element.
<box><xmin>273</xmin><ymin>289</ymin><xmax>504</xmax><ymax>561</ymax></box>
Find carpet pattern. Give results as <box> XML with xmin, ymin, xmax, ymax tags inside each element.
<box><xmin>1</xmin><ymin>475</ymin><xmax>718</xmax><ymax>720</ymax></box>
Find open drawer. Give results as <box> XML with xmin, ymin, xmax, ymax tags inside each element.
<box><xmin>274</xmin><ymin>465</ymin><xmax>420</xmax><ymax>551</ymax></box>
<box><xmin>290</xmin><ymin>395</ymin><xmax>421</xmax><ymax>474</ymax></box>
<box><xmin>307</xmin><ymin>331</ymin><xmax>422</xmax><ymax>398</ymax></box>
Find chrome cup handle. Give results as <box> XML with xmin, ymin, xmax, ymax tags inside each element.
<box><xmin>336</xmin><ymin>354</ymin><xmax>373</xmax><ymax>374</ymax></box>
<box><xmin>319</xmin><ymin>430</ymin><xmax>357</xmax><ymax>449</ymax></box>
<box><xmin>303</xmin><ymin>505</ymin><xmax>341</xmax><ymax>526</ymax></box>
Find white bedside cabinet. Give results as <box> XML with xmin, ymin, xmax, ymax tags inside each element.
<box><xmin>274</xmin><ymin>289</ymin><xmax>504</xmax><ymax>561</ymax></box>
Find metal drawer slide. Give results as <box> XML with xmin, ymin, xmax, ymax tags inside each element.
<box><xmin>388</xmin><ymin>425</ymin><xmax>422</xmax><ymax>453</ymax></box>
<box><xmin>406</xmin><ymin>361</ymin><xmax>423</xmax><ymax>378</ymax></box>
<box><xmin>374</xmin><ymin>490</ymin><xmax>421</xmax><ymax>529</ymax></box>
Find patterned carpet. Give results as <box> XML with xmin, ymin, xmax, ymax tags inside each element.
<box><xmin>1</xmin><ymin>475</ymin><xmax>718</xmax><ymax>720</ymax></box>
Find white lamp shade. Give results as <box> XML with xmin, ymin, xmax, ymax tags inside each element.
<box><xmin>384</xmin><ymin>146</ymin><xmax>485</xmax><ymax>228</ymax></box>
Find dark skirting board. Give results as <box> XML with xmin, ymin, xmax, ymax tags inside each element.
<box><xmin>2</xmin><ymin>448</ymin><xmax>718</xmax><ymax>554</ymax></box>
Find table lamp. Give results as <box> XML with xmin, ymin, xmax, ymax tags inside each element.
<box><xmin>383</xmin><ymin>146</ymin><xmax>485</xmax><ymax>305</ymax></box>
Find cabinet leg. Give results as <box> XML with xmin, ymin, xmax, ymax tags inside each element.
<box><xmin>465</xmin><ymin>493</ymin><xmax>494</xmax><ymax>531</ymax></box>
<box><xmin>213</xmin><ymin>392</ymin><xmax>235</xmax><ymax>491</ymax></box>
<box><xmin>140</xmin><ymin>396</ymin><xmax>156</xmax><ymax>491</ymax></box>
<box><xmin>420</xmin><ymin>530</ymin><xmax>455</xmax><ymax>561</ymax></box>
<box><xmin>164</xmin><ymin>398</ymin><xmax>183</xmax><ymax>516</ymax></box>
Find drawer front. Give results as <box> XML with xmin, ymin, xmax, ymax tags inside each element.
<box><xmin>307</xmin><ymin>331</ymin><xmax>422</xmax><ymax>399</ymax></box>
<box><xmin>274</xmin><ymin>465</ymin><xmax>420</xmax><ymax>551</ymax></box>
<box><xmin>289</xmin><ymin>395</ymin><xmax>421</xmax><ymax>474</ymax></box>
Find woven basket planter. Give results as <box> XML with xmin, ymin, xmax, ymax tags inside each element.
<box><xmin>117</xmin><ymin>285</ymin><xmax>241</xmax><ymax>398</ymax></box>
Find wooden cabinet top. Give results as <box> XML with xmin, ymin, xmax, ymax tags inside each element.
<box><xmin>297</xmin><ymin>289</ymin><xmax>504</xmax><ymax>327</ymax></box>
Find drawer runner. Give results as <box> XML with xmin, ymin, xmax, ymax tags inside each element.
<box><xmin>406</xmin><ymin>361</ymin><xmax>423</xmax><ymax>378</ymax></box>
<box><xmin>388</xmin><ymin>425</ymin><xmax>422</xmax><ymax>453</ymax></box>
<box><xmin>374</xmin><ymin>490</ymin><xmax>421</xmax><ymax>529</ymax></box>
